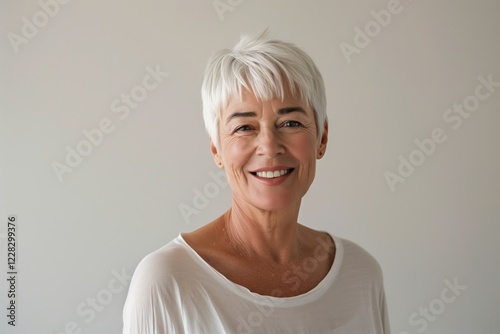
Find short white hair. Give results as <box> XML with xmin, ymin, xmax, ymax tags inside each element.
<box><xmin>201</xmin><ymin>29</ymin><xmax>327</xmax><ymax>149</ymax></box>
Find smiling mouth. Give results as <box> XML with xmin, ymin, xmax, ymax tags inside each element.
<box><xmin>250</xmin><ymin>168</ymin><xmax>294</xmax><ymax>179</ymax></box>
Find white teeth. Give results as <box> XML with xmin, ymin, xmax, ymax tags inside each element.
<box><xmin>255</xmin><ymin>169</ymin><xmax>290</xmax><ymax>178</ymax></box>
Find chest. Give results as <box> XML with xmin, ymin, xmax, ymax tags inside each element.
<box><xmin>203</xmin><ymin>252</ymin><xmax>334</xmax><ymax>297</ymax></box>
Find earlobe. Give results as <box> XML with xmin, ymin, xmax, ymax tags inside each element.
<box><xmin>210</xmin><ymin>139</ymin><xmax>224</xmax><ymax>168</ymax></box>
<box><xmin>317</xmin><ymin>121</ymin><xmax>328</xmax><ymax>159</ymax></box>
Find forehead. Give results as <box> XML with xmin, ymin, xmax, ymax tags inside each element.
<box><xmin>223</xmin><ymin>88</ymin><xmax>310</xmax><ymax>116</ymax></box>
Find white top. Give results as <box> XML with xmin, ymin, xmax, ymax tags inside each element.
<box><xmin>123</xmin><ymin>233</ymin><xmax>390</xmax><ymax>334</ymax></box>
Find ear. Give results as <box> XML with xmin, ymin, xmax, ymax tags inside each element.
<box><xmin>317</xmin><ymin>121</ymin><xmax>328</xmax><ymax>159</ymax></box>
<box><xmin>210</xmin><ymin>138</ymin><xmax>224</xmax><ymax>168</ymax></box>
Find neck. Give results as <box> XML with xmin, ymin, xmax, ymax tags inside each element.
<box><xmin>222</xmin><ymin>197</ymin><xmax>304</xmax><ymax>264</ymax></box>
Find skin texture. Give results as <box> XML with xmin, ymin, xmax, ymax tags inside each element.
<box><xmin>183</xmin><ymin>88</ymin><xmax>334</xmax><ymax>297</ymax></box>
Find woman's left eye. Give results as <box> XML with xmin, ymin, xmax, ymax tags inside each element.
<box><xmin>281</xmin><ymin>121</ymin><xmax>302</xmax><ymax>128</ymax></box>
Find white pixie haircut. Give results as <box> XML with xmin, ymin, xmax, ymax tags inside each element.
<box><xmin>201</xmin><ymin>30</ymin><xmax>327</xmax><ymax>149</ymax></box>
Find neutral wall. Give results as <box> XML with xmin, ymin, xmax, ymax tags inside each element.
<box><xmin>1</xmin><ymin>0</ymin><xmax>499</xmax><ymax>333</ymax></box>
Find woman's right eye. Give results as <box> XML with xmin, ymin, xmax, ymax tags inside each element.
<box><xmin>234</xmin><ymin>125</ymin><xmax>252</xmax><ymax>132</ymax></box>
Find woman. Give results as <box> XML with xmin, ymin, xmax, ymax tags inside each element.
<box><xmin>123</xmin><ymin>30</ymin><xmax>390</xmax><ymax>333</ymax></box>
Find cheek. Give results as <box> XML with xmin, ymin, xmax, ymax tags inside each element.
<box><xmin>221</xmin><ymin>137</ymin><xmax>252</xmax><ymax>174</ymax></box>
<box><xmin>292</xmin><ymin>134</ymin><xmax>318</xmax><ymax>159</ymax></box>
<box><xmin>291</xmin><ymin>134</ymin><xmax>318</xmax><ymax>182</ymax></box>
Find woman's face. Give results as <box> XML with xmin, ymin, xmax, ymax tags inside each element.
<box><xmin>212</xmin><ymin>89</ymin><xmax>328</xmax><ymax>212</ymax></box>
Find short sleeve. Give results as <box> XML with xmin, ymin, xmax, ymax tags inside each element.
<box><xmin>122</xmin><ymin>250</ymin><xmax>182</xmax><ymax>334</ymax></box>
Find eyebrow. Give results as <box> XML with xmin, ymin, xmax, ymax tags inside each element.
<box><xmin>225</xmin><ymin>107</ymin><xmax>307</xmax><ymax>124</ymax></box>
<box><xmin>278</xmin><ymin>107</ymin><xmax>307</xmax><ymax>115</ymax></box>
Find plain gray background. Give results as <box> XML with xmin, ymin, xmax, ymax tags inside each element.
<box><xmin>1</xmin><ymin>0</ymin><xmax>499</xmax><ymax>333</ymax></box>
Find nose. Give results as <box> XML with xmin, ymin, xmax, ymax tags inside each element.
<box><xmin>256</xmin><ymin>127</ymin><xmax>285</xmax><ymax>157</ymax></box>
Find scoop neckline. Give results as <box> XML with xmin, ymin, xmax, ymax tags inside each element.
<box><xmin>176</xmin><ymin>232</ymin><xmax>343</xmax><ymax>308</ymax></box>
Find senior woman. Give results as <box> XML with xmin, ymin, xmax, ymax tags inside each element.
<box><xmin>123</xmin><ymin>31</ymin><xmax>390</xmax><ymax>333</ymax></box>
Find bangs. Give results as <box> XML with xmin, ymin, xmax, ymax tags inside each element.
<box><xmin>217</xmin><ymin>52</ymin><xmax>315</xmax><ymax>117</ymax></box>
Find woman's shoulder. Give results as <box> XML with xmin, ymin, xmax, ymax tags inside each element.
<box><xmin>130</xmin><ymin>236</ymin><xmax>192</xmax><ymax>286</ymax></box>
<box><xmin>331</xmin><ymin>235</ymin><xmax>385</xmax><ymax>281</ymax></box>
<box><xmin>123</xmin><ymin>237</ymin><xmax>194</xmax><ymax>331</ymax></box>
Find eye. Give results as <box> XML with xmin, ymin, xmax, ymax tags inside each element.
<box><xmin>234</xmin><ymin>125</ymin><xmax>253</xmax><ymax>133</ymax></box>
<box><xmin>281</xmin><ymin>120</ymin><xmax>303</xmax><ymax>128</ymax></box>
